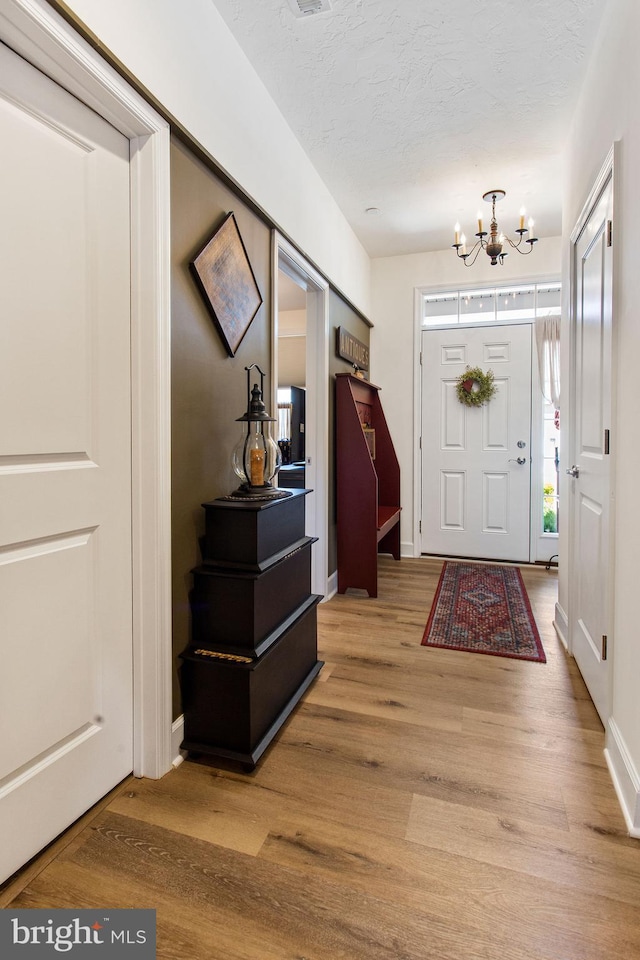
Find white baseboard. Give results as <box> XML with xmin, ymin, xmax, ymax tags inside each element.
<box><xmin>605</xmin><ymin>718</ymin><xmax>640</xmax><ymax>838</ymax></box>
<box><xmin>554</xmin><ymin>601</ymin><xmax>569</xmax><ymax>651</ymax></box>
<box><xmin>401</xmin><ymin>541</ymin><xmax>415</xmax><ymax>558</ymax></box>
<box><xmin>324</xmin><ymin>570</ymin><xmax>338</xmax><ymax>601</ymax></box>
<box><xmin>171</xmin><ymin>716</ymin><xmax>186</xmax><ymax>768</ymax></box>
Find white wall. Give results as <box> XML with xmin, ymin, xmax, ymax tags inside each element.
<box><xmin>63</xmin><ymin>0</ymin><xmax>371</xmax><ymax>315</ymax></box>
<box><xmin>370</xmin><ymin>239</ymin><xmax>562</xmax><ymax>555</ymax></box>
<box><xmin>562</xmin><ymin>0</ymin><xmax>640</xmax><ymax>834</ymax></box>
<box><xmin>278</xmin><ymin>340</ymin><xmax>306</xmax><ymax>387</ymax></box>
<box><xmin>278</xmin><ymin>308</ymin><xmax>306</xmax><ymax>387</ymax></box>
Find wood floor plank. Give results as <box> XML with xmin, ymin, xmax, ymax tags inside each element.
<box><xmin>277</xmin><ymin>703</ymin><xmax>572</xmax><ymax>831</ymax></box>
<box><xmin>256</xmin><ymin>813</ymin><xmax>640</xmax><ymax>960</ymax></box>
<box><xmin>106</xmin><ymin>784</ymin><xmax>270</xmax><ymax>856</ymax></box>
<box><xmin>112</xmin><ymin>747</ymin><xmax>414</xmax><ymax>845</ymax></box>
<box><xmin>11</xmin><ymin>856</ymin><xmax>297</xmax><ymax>960</ymax></box>
<box><xmin>6</xmin><ymin>556</ymin><xmax>640</xmax><ymax>960</ymax></box>
<box><xmin>560</xmin><ymin>776</ymin><xmax>638</xmax><ymax>844</ymax></box>
<box><xmin>13</xmin><ymin>810</ymin><xmax>553</xmax><ymax>960</ymax></box>
<box><xmin>305</xmin><ymin>673</ymin><xmax>465</xmax><ymax>732</ymax></box>
<box><xmin>461</xmin><ymin>704</ymin><xmax>606</xmax><ymax>758</ymax></box>
<box><xmin>406</xmin><ymin>791</ymin><xmax>640</xmax><ymax>906</ymax></box>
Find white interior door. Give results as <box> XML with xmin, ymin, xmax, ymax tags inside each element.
<box><xmin>421</xmin><ymin>324</ymin><xmax>532</xmax><ymax>561</ymax></box>
<box><xmin>0</xmin><ymin>42</ymin><xmax>133</xmax><ymax>882</ymax></box>
<box><xmin>569</xmin><ymin>173</ymin><xmax>613</xmax><ymax>725</ymax></box>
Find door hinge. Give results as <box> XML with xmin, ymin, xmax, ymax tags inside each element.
<box><xmin>419</xmin><ymin>435</ymin><xmax>422</xmax><ymax>450</ymax></box>
<box><xmin>419</xmin><ymin>520</ymin><xmax>422</xmax><ymax>533</ymax></box>
<box><xmin>607</xmin><ymin>220</ymin><xmax>613</xmax><ymax>247</ymax></box>
<box><xmin>604</xmin><ymin>428</ymin><xmax>610</xmax><ymax>455</ymax></box>
<box><xmin>420</xmin><ymin>351</ymin><xmax>423</xmax><ymax>365</ymax></box>
<box><xmin>602</xmin><ymin>635</ymin><xmax>608</xmax><ymax>661</ymax></box>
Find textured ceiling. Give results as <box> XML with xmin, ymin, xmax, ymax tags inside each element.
<box><xmin>211</xmin><ymin>0</ymin><xmax>607</xmax><ymax>258</ymax></box>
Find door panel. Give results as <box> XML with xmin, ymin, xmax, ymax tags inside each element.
<box><xmin>441</xmin><ymin>472</ymin><xmax>465</xmax><ymax>528</ymax></box>
<box><xmin>570</xmin><ymin>175</ymin><xmax>613</xmax><ymax>723</ymax></box>
<box><xmin>483</xmin><ymin>473</ymin><xmax>508</xmax><ymax>532</ymax></box>
<box><xmin>0</xmin><ymin>42</ymin><xmax>133</xmax><ymax>882</ymax></box>
<box><xmin>1</xmin><ymin>531</ymin><xmax>95</xmax><ymax>780</ymax></box>
<box><xmin>483</xmin><ymin>379</ymin><xmax>509</xmax><ymax>449</ymax></box>
<box><xmin>421</xmin><ymin>324</ymin><xmax>532</xmax><ymax>561</ymax></box>
<box><xmin>441</xmin><ymin>382</ymin><xmax>465</xmax><ymax>448</ymax></box>
<box><xmin>484</xmin><ymin>340</ymin><xmax>510</xmax><ymax>362</ymax></box>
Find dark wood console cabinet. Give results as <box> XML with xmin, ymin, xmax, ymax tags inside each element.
<box><xmin>335</xmin><ymin>373</ymin><xmax>400</xmax><ymax>598</ymax></box>
<box><xmin>180</xmin><ymin>489</ymin><xmax>323</xmax><ymax>768</ymax></box>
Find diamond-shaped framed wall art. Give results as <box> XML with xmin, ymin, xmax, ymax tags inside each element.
<box><xmin>190</xmin><ymin>212</ymin><xmax>263</xmax><ymax>357</ymax></box>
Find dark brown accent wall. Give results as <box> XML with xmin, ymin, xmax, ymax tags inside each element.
<box><xmin>171</xmin><ymin>138</ymin><xmax>272</xmax><ymax>717</ymax></box>
<box><xmin>170</xmin><ymin>137</ymin><xmax>371</xmax><ymax>719</ymax></box>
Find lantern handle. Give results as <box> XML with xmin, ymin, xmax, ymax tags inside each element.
<box><xmin>245</xmin><ymin>363</ymin><xmax>266</xmax><ymax>404</ymax></box>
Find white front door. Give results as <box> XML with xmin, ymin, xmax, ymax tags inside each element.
<box><xmin>421</xmin><ymin>324</ymin><xmax>532</xmax><ymax>561</ymax></box>
<box><xmin>568</xmin><ymin>172</ymin><xmax>613</xmax><ymax>725</ymax></box>
<box><xmin>0</xmin><ymin>42</ymin><xmax>133</xmax><ymax>882</ymax></box>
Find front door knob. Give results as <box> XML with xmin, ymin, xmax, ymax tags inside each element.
<box><xmin>566</xmin><ymin>465</ymin><xmax>580</xmax><ymax>478</ymax></box>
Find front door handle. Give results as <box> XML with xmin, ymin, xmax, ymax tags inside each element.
<box><xmin>509</xmin><ymin>457</ymin><xmax>527</xmax><ymax>465</ymax></box>
<box><xmin>566</xmin><ymin>465</ymin><xmax>580</xmax><ymax>478</ymax></box>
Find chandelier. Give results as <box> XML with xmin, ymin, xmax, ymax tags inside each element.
<box><xmin>452</xmin><ymin>190</ymin><xmax>538</xmax><ymax>266</ymax></box>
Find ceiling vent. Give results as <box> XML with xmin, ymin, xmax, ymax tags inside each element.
<box><xmin>287</xmin><ymin>0</ymin><xmax>332</xmax><ymax>18</ymax></box>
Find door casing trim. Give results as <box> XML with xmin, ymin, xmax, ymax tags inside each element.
<box><xmin>273</xmin><ymin>232</ymin><xmax>330</xmax><ymax>599</ymax></box>
<box><xmin>0</xmin><ymin>0</ymin><xmax>173</xmax><ymax>779</ymax></box>
<box><xmin>567</xmin><ymin>145</ymin><xmax>616</xmax><ymax>717</ymax></box>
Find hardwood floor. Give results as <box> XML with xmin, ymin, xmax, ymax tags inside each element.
<box><xmin>4</xmin><ymin>557</ymin><xmax>639</xmax><ymax>959</ymax></box>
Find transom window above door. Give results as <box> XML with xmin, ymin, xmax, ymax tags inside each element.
<box><xmin>421</xmin><ymin>282</ymin><xmax>561</xmax><ymax>326</ymax></box>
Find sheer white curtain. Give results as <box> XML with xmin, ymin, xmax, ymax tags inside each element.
<box><xmin>278</xmin><ymin>402</ymin><xmax>292</xmax><ymax>441</ymax></box>
<box><xmin>535</xmin><ymin>315</ymin><xmax>561</xmax><ymax>408</ymax></box>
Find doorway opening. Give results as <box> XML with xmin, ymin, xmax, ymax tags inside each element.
<box><xmin>276</xmin><ymin>271</ymin><xmax>307</xmax><ymax>490</ymax></box>
<box><xmin>273</xmin><ymin>234</ymin><xmax>330</xmax><ymax>598</ymax></box>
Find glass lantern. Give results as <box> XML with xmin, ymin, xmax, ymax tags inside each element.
<box><xmin>231</xmin><ymin>364</ymin><xmax>288</xmax><ymax>499</ymax></box>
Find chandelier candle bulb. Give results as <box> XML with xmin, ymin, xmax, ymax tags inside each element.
<box><xmin>454</xmin><ymin>222</ymin><xmax>460</xmax><ymax>246</ymax></box>
<box><xmin>528</xmin><ymin>217</ymin><xmax>535</xmax><ymax>237</ymax></box>
<box><xmin>461</xmin><ymin>234</ymin><xmax>467</xmax><ymax>255</ymax></box>
<box><xmin>477</xmin><ymin>211</ymin><xmax>483</xmax><ymax>234</ymax></box>
<box><xmin>519</xmin><ymin>207</ymin><xmax>526</xmax><ymax>231</ymax></box>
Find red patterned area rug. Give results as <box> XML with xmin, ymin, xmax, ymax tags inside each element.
<box><xmin>422</xmin><ymin>561</ymin><xmax>546</xmax><ymax>663</ymax></box>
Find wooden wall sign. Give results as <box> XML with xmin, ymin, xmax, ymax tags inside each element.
<box><xmin>336</xmin><ymin>326</ymin><xmax>369</xmax><ymax>371</ymax></box>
